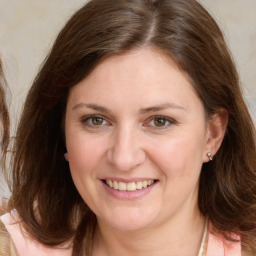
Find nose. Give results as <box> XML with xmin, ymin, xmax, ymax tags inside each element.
<box><xmin>107</xmin><ymin>126</ymin><xmax>146</xmax><ymax>171</ymax></box>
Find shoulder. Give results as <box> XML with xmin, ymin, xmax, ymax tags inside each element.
<box><xmin>0</xmin><ymin>216</ymin><xmax>18</xmax><ymax>256</ymax></box>
<box><xmin>206</xmin><ymin>222</ymin><xmax>241</xmax><ymax>256</ymax></box>
<box><xmin>0</xmin><ymin>212</ymin><xmax>73</xmax><ymax>256</ymax></box>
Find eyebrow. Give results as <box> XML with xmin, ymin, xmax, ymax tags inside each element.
<box><xmin>72</xmin><ymin>103</ymin><xmax>113</xmax><ymax>114</ymax></box>
<box><xmin>72</xmin><ymin>102</ymin><xmax>185</xmax><ymax>114</ymax></box>
<box><xmin>139</xmin><ymin>103</ymin><xmax>185</xmax><ymax>114</ymax></box>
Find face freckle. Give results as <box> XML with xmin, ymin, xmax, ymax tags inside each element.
<box><xmin>65</xmin><ymin>48</ymin><xmax>210</xmax><ymax>232</ymax></box>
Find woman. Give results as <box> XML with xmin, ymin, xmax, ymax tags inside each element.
<box><xmin>1</xmin><ymin>0</ymin><xmax>256</xmax><ymax>255</ymax></box>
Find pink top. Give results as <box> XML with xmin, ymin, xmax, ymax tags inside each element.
<box><xmin>0</xmin><ymin>212</ymin><xmax>72</xmax><ymax>256</ymax></box>
<box><xmin>206</xmin><ymin>222</ymin><xmax>241</xmax><ymax>256</ymax></box>
<box><xmin>0</xmin><ymin>212</ymin><xmax>241</xmax><ymax>256</ymax></box>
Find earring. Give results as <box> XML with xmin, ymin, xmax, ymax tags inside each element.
<box><xmin>207</xmin><ymin>152</ymin><xmax>213</xmax><ymax>161</ymax></box>
<box><xmin>64</xmin><ymin>153</ymin><xmax>69</xmax><ymax>161</ymax></box>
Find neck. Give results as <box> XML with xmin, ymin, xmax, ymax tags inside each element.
<box><xmin>92</xmin><ymin>208</ymin><xmax>205</xmax><ymax>256</ymax></box>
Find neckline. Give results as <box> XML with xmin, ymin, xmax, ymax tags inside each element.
<box><xmin>82</xmin><ymin>216</ymin><xmax>209</xmax><ymax>256</ymax></box>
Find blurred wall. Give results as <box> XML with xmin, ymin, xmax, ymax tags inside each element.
<box><xmin>198</xmin><ymin>0</ymin><xmax>256</xmax><ymax>117</ymax></box>
<box><xmin>0</xmin><ymin>0</ymin><xmax>256</xmax><ymax>196</ymax></box>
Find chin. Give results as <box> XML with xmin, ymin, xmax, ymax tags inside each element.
<box><xmin>109</xmin><ymin>219</ymin><xmax>152</xmax><ymax>232</ymax></box>
<box><xmin>98</xmin><ymin>208</ymin><xmax>158</xmax><ymax>232</ymax></box>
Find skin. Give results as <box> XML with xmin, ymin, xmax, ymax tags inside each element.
<box><xmin>65</xmin><ymin>48</ymin><xmax>227</xmax><ymax>256</ymax></box>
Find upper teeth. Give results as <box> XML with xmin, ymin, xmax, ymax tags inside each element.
<box><xmin>106</xmin><ymin>180</ymin><xmax>154</xmax><ymax>191</ymax></box>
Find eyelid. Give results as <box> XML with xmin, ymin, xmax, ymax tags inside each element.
<box><xmin>80</xmin><ymin>114</ymin><xmax>175</xmax><ymax>129</ymax></box>
<box><xmin>144</xmin><ymin>115</ymin><xmax>176</xmax><ymax>128</ymax></box>
<box><xmin>81</xmin><ymin>114</ymin><xmax>111</xmax><ymax>127</ymax></box>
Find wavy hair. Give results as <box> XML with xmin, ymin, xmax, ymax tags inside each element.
<box><xmin>9</xmin><ymin>0</ymin><xmax>256</xmax><ymax>255</ymax></box>
<box><xmin>0</xmin><ymin>59</ymin><xmax>10</xmax><ymax>175</ymax></box>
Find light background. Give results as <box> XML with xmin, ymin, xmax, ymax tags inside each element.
<box><xmin>0</xmin><ymin>0</ymin><xmax>256</xmax><ymax>197</ymax></box>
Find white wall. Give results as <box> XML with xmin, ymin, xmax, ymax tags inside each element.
<box><xmin>0</xmin><ymin>0</ymin><xmax>256</xmax><ymax>196</ymax></box>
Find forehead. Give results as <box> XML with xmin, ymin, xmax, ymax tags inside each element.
<box><xmin>67</xmin><ymin>48</ymin><xmax>203</xmax><ymax>114</ymax></box>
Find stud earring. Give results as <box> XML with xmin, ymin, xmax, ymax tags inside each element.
<box><xmin>207</xmin><ymin>152</ymin><xmax>213</xmax><ymax>161</ymax></box>
<box><xmin>64</xmin><ymin>153</ymin><xmax>69</xmax><ymax>161</ymax></box>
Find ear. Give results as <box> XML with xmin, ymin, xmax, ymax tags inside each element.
<box><xmin>203</xmin><ymin>109</ymin><xmax>228</xmax><ymax>163</ymax></box>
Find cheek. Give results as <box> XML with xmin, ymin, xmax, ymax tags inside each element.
<box><xmin>149</xmin><ymin>132</ymin><xmax>205</xmax><ymax>178</ymax></box>
<box><xmin>66</xmin><ymin>132</ymin><xmax>105</xmax><ymax>177</ymax></box>
<box><xmin>66</xmin><ymin>136</ymin><xmax>105</xmax><ymax>204</ymax></box>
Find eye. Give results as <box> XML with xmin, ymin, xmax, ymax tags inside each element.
<box><xmin>145</xmin><ymin>115</ymin><xmax>174</xmax><ymax>129</ymax></box>
<box><xmin>91</xmin><ymin>116</ymin><xmax>104</xmax><ymax>125</ymax></box>
<box><xmin>81</xmin><ymin>115</ymin><xmax>110</xmax><ymax>127</ymax></box>
<box><xmin>153</xmin><ymin>117</ymin><xmax>168</xmax><ymax>127</ymax></box>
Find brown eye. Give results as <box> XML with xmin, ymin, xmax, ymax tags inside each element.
<box><xmin>91</xmin><ymin>116</ymin><xmax>104</xmax><ymax>125</ymax></box>
<box><xmin>81</xmin><ymin>115</ymin><xmax>110</xmax><ymax>128</ymax></box>
<box><xmin>154</xmin><ymin>117</ymin><xmax>167</xmax><ymax>127</ymax></box>
<box><xmin>145</xmin><ymin>115</ymin><xmax>174</xmax><ymax>129</ymax></box>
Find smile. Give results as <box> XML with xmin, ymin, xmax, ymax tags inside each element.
<box><xmin>104</xmin><ymin>180</ymin><xmax>156</xmax><ymax>191</ymax></box>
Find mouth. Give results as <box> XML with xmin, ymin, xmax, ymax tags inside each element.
<box><xmin>102</xmin><ymin>179</ymin><xmax>158</xmax><ymax>192</ymax></box>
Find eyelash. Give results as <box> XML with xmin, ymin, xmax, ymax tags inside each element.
<box><xmin>144</xmin><ymin>115</ymin><xmax>175</xmax><ymax>129</ymax></box>
<box><xmin>81</xmin><ymin>115</ymin><xmax>110</xmax><ymax>128</ymax></box>
<box><xmin>80</xmin><ymin>115</ymin><xmax>175</xmax><ymax>129</ymax></box>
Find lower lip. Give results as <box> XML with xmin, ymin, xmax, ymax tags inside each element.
<box><xmin>101</xmin><ymin>181</ymin><xmax>157</xmax><ymax>200</ymax></box>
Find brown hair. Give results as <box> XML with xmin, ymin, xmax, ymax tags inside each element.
<box><xmin>9</xmin><ymin>0</ymin><xmax>256</xmax><ymax>255</ymax></box>
<box><xmin>0</xmin><ymin>59</ymin><xmax>10</xmax><ymax>173</ymax></box>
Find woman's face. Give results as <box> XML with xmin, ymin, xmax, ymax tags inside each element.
<box><xmin>65</xmin><ymin>48</ymin><xmax>212</xmax><ymax>232</ymax></box>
